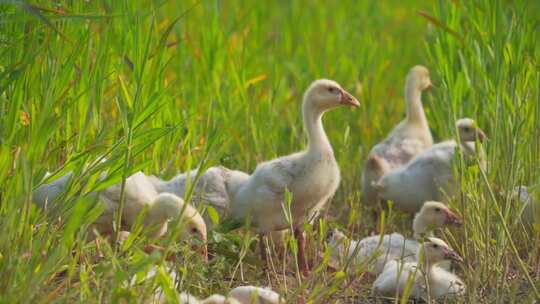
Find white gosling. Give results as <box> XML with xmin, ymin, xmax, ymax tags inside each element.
<box><xmin>32</xmin><ymin>171</ymin><xmax>208</xmax><ymax>259</ymax></box>
<box><xmin>375</xmin><ymin>118</ymin><xmax>487</xmax><ymax>213</ymax></box>
<box><xmin>100</xmin><ymin>174</ymin><xmax>206</xmax><ymax>234</ymax></box>
<box><xmin>327</xmin><ymin>201</ymin><xmax>462</xmax><ymax>274</ymax></box>
<box><xmin>228</xmin><ymin>286</ymin><xmax>283</xmax><ymax>304</ymax></box>
<box><xmin>230</xmin><ymin>79</ymin><xmax>359</xmax><ymax>272</ymax></box>
<box><xmin>372</xmin><ymin>237</ymin><xmax>465</xmax><ymax>300</ymax></box>
<box><xmin>148</xmin><ymin>166</ymin><xmax>250</xmax><ymax>227</ymax></box>
<box><xmin>362</xmin><ymin>66</ymin><xmax>433</xmax><ymax>206</ymax></box>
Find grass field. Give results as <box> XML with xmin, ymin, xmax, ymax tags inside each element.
<box><xmin>1</xmin><ymin>0</ymin><xmax>539</xmax><ymax>303</ymax></box>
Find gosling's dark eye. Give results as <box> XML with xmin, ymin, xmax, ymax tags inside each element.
<box><xmin>435</xmin><ymin>208</ymin><xmax>440</xmax><ymax>212</ymax></box>
<box><xmin>432</xmin><ymin>244</ymin><xmax>439</xmax><ymax>248</ymax></box>
<box><xmin>191</xmin><ymin>228</ymin><xmax>198</xmax><ymax>233</ymax></box>
<box><xmin>328</xmin><ymin>87</ymin><xmax>336</xmax><ymax>93</ymax></box>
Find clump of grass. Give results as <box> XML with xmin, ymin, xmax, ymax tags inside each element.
<box><xmin>0</xmin><ymin>0</ymin><xmax>538</xmax><ymax>302</ymax></box>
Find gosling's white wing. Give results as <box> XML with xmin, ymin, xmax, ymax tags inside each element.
<box><xmin>230</xmin><ymin>154</ymin><xmax>302</xmax><ymax>231</ymax></box>
<box><xmin>357</xmin><ymin>233</ymin><xmax>419</xmax><ymax>273</ymax></box>
<box><xmin>372</xmin><ymin>136</ymin><xmax>430</xmax><ymax>169</ymax></box>
<box><xmin>379</xmin><ymin>142</ymin><xmax>457</xmax><ymax>210</ymax></box>
<box><xmin>235</xmin><ymin>156</ymin><xmax>297</xmax><ymax>210</ymax></box>
<box><xmin>100</xmin><ymin>172</ymin><xmax>157</xmax><ymax>205</ymax></box>
<box><xmin>98</xmin><ymin>171</ymin><xmax>159</xmax><ymax>227</ymax></box>
<box><xmin>255</xmin><ymin>157</ymin><xmax>298</xmax><ymax>197</ymax></box>
<box><xmin>148</xmin><ymin>166</ymin><xmax>250</xmax><ymax>218</ymax></box>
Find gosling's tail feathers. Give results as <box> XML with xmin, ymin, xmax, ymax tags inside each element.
<box><xmin>362</xmin><ymin>154</ymin><xmax>389</xmax><ymax>204</ymax></box>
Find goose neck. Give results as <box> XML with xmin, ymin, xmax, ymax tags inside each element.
<box><xmin>412</xmin><ymin>216</ymin><xmax>427</xmax><ymax>239</ymax></box>
<box><xmin>405</xmin><ymin>84</ymin><xmax>428</xmax><ymax>126</ymax></box>
<box><xmin>460</xmin><ymin>141</ymin><xmax>477</xmax><ymax>156</ymax></box>
<box><xmin>303</xmin><ymin>101</ymin><xmax>331</xmax><ymax>152</ymax></box>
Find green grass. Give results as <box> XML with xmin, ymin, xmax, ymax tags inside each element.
<box><xmin>1</xmin><ymin>0</ymin><xmax>539</xmax><ymax>302</ymax></box>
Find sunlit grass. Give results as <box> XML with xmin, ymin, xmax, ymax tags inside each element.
<box><xmin>0</xmin><ymin>0</ymin><xmax>539</xmax><ymax>302</ymax></box>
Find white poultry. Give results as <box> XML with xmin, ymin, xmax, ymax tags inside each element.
<box><xmin>152</xmin><ymin>286</ymin><xmax>281</xmax><ymax>304</ymax></box>
<box><xmin>326</xmin><ymin>201</ymin><xmax>462</xmax><ymax>273</ymax></box>
<box><xmin>32</xmin><ymin>171</ymin><xmax>208</xmax><ymax>259</ymax></box>
<box><xmin>372</xmin><ymin>237</ymin><xmax>465</xmax><ymax>300</ymax></box>
<box><xmin>230</xmin><ymin>79</ymin><xmax>359</xmax><ymax>272</ymax></box>
<box><xmin>147</xmin><ymin>166</ymin><xmax>250</xmax><ymax>226</ymax></box>
<box><xmin>156</xmin><ymin>292</ymin><xmax>241</xmax><ymax>304</ymax></box>
<box><xmin>362</xmin><ymin>65</ymin><xmax>433</xmax><ymax>206</ymax></box>
<box><xmin>228</xmin><ymin>286</ymin><xmax>283</xmax><ymax>304</ymax></box>
<box><xmin>375</xmin><ymin>118</ymin><xmax>487</xmax><ymax>213</ymax></box>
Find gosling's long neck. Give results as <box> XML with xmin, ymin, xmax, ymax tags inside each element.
<box><xmin>405</xmin><ymin>82</ymin><xmax>428</xmax><ymax>127</ymax></box>
<box><xmin>303</xmin><ymin>99</ymin><xmax>331</xmax><ymax>153</ymax></box>
<box><xmin>417</xmin><ymin>249</ymin><xmax>436</xmax><ymax>271</ymax></box>
<box><xmin>460</xmin><ymin>140</ymin><xmax>477</xmax><ymax>156</ymax></box>
<box><xmin>412</xmin><ymin>213</ymin><xmax>430</xmax><ymax>239</ymax></box>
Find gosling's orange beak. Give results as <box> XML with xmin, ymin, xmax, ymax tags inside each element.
<box><xmin>340</xmin><ymin>89</ymin><xmax>360</xmax><ymax>107</ymax></box>
<box><xmin>444</xmin><ymin>248</ymin><xmax>463</xmax><ymax>263</ymax></box>
<box><xmin>445</xmin><ymin>209</ymin><xmax>463</xmax><ymax>226</ymax></box>
<box><xmin>193</xmin><ymin>232</ymin><xmax>208</xmax><ymax>262</ymax></box>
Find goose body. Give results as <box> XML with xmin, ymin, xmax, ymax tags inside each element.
<box><xmin>372</xmin><ymin>237</ymin><xmax>465</xmax><ymax>300</ymax></box>
<box><xmin>328</xmin><ymin>230</ymin><xmax>418</xmax><ymax>273</ymax></box>
<box><xmin>228</xmin><ymin>286</ymin><xmax>283</xmax><ymax>304</ymax></box>
<box><xmin>32</xmin><ymin>170</ymin><xmax>159</xmax><ymax>233</ymax></box>
<box><xmin>373</xmin><ymin>259</ymin><xmax>465</xmax><ymax>299</ymax></box>
<box><xmin>232</xmin><ymin>149</ymin><xmax>340</xmax><ymax>232</ymax></box>
<box><xmin>97</xmin><ymin>172</ymin><xmax>162</xmax><ymax>235</ymax></box>
<box><xmin>327</xmin><ymin>202</ymin><xmax>462</xmax><ymax>273</ymax></box>
<box><xmin>32</xmin><ymin>170</ymin><xmax>207</xmax><ymax>253</ymax></box>
<box><xmin>362</xmin><ymin>66</ymin><xmax>433</xmax><ymax>205</ymax></box>
<box><xmin>376</xmin><ymin>118</ymin><xmax>486</xmax><ymax>212</ymax></box>
<box><xmin>148</xmin><ymin>166</ymin><xmax>250</xmax><ymax>223</ymax></box>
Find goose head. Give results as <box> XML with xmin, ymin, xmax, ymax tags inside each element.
<box><xmin>149</xmin><ymin>193</ymin><xmax>208</xmax><ymax>261</ymax></box>
<box><xmin>413</xmin><ymin>201</ymin><xmax>462</xmax><ymax>237</ymax></box>
<box><xmin>406</xmin><ymin>65</ymin><xmax>432</xmax><ymax>92</ymax></box>
<box><xmin>456</xmin><ymin>118</ymin><xmax>486</xmax><ymax>142</ymax></box>
<box><xmin>418</xmin><ymin>237</ymin><xmax>463</xmax><ymax>266</ymax></box>
<box><xmin>303</xmin><ymin>79</ymin><xmax>359</xmax><ymax>111</ymax></box>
